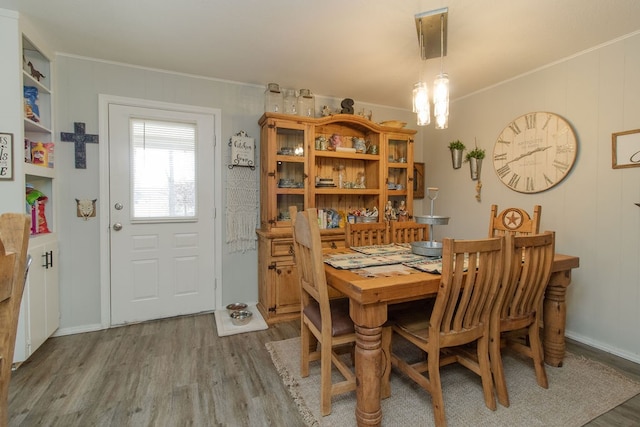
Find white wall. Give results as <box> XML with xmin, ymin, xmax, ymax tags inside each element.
<box><xmin>53</xmin><ymin>54</ymin><xmax>419</xmax><ymax>332</ymax></box>
<box><xmin>0</xmin><ymin>10</ymin><xmax>24</xmax><ymax>213</ymax></box>
<box><xmin>421</xmin><ymin>32</ymin><xmax>640</xmax><ymax>362</ymax></box>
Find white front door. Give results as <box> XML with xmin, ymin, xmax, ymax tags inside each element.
<box><xmin>108</xmin><ymin>103</ymin><xmax>216</xmax><ymax>325</ymax></box>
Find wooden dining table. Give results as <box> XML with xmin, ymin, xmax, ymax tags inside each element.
<box><xmin>324</xmin><ymin>248</ymin><xmax>579</xmax><ymax>427</ymax></box>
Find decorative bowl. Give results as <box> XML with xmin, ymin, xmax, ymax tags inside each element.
<box><xmin>226</xmin><ymin>302</ymin><xmax>248</xmax><ymax>315</ymax></box>
<box><xmin>355</xmin><ymin>216</ymin><xmax>378</xmax><ymax>223</ymax></box>
<box><xmin>411</xmin><ymin>241</ymin><xmax>443</xmax><ymax>257</ymax></box>
<box><xmin>230</xmin><ymin>310</ymin><xmax>253</xmax><ymax>326</ymax></box>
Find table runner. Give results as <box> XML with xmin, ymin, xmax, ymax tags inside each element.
<box><xmin>325</xmin><ymin>244</ymin><xmax>473</xmax><ymax>275</ymax></box>
<box><xmin>324</xmin><ymin>251</ymin><xmax>430</xmax><ymax>270</ymax></box>
<box><xmin>325</xmin><ymin>244</ymin><xmax>443</xmax><ymax>274</ymax></box>
<box><xmin>349</xmin><ymin>243</ymin><xmax>411</xmax><ymax>255</ymax></box>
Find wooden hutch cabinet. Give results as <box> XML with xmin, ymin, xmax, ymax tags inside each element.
<box><xmin>256</xmin><ymin>112</ymin><xmax>416</xmax><ymax>323</ymax></box>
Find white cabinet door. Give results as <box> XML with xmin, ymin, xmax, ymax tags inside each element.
<box><xmin>44</xmin><ymin>241</ymin><xmax>59</xmax><ymax>337</ymax></box>
<box><xmin>14</xmin><ymin>236</ymin><xmax>59</xmax><ymax>363</ymax></box>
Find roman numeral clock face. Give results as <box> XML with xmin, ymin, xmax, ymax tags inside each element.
<box><xmin>493</xmin><ymin>112</ymin><xmax>577</xmax><ymax>193</ymax></box>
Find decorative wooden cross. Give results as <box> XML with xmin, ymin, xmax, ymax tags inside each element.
<box><xmin>60</xmin><ymin>122</ymin><xmax>99</xmax><ymax>169</ymax></box>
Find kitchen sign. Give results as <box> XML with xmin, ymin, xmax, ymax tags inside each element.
<box><xmin>0</xmin><ymin>132</ymin><xmax>13</xmax><ymax>180</ymax></box>
<box><xmin>229</xmin><ymin>132</ymin><xmax>255</xmax><ymax>170</ymax></box>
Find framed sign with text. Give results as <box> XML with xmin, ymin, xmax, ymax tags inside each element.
<box><xmin>228</xmin><ymin>133</ymin><xmax>255</xmax><ymax>170</ymax></box>
<box><xmin>0</xmin><ymin>132</ymin><xmax>13</xmax><ymax>180</ymax></box>
<box><xmin>612</xmin><ymin>129</ymin><xmax>640</xmax><ymax>169</ymax></box>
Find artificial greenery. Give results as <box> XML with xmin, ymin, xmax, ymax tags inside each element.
<box><xmin>448</xmin><ymin>140</ymin><xmax>466</xmax><ymax>150</ymax></box>
<box><xmin>465</xmin><ymin>146</ymin><xmax>486</xmax><ymax>161</ymax></box>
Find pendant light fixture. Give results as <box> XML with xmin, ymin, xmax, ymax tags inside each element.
<box><xmin>412</xmin><ymin>17</ymin><xmax>430</xmax><ymax>126</ymax></box>
<box><xmin>433</xmin><ymin>13</ymin><xmax>449</xmax><ymax>129</ymax></box>
<box><xmin>413</xmin><ymin>8</ymin><xmax>448</xmax><ymax>128</ymax></box>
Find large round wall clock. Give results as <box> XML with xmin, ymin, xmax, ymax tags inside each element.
<box><xmin>493</xmin><ymin>111</ymin><xmax>577</xmax><ymax>193</ymax></box>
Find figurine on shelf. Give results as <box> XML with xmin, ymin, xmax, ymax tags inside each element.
<box><xmin>27</xmin><ymin>61</ymin><xmax>45</xmax><ymax>82</ymax></box>
<box><xmin>328</xmin><ymin>134</ymin><xmax>342</xmax><ymax>151</ymax></box>
<box><xmin>397</xmin><ymin>201</ymin><xmax>408</xmax><ymax>222</ymax></box>
<box><xmin>354</xmin><ymin>171</ymin><xmax>366</xmax><ymax>188</ymax></box>
<box><xmin>385</xmin><ymin>200</ymin><xmax>397</xmax><ymax>221</ymax></box>
<box><xmin>315</xmin><ymin>136</ymin><xmax>327</xmax><ymax>150</ymax></box>
<box><xmin>352</xmin><ymin>137</ymin><xmax>366</xmax><ymax>153</ymax></box>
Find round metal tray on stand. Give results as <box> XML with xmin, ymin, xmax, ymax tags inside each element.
<box><xmin>412</xmin><ymin>187</ymin><xmax>449</xmax><ymax>257</ymax></box>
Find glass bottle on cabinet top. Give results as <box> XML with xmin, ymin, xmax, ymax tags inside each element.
<box><xmin>297</xmin><ymin>89</ymin><xmax>315</xmax><ymax>118</ymax></box>
<box><xmin>264</xmin><ymin>83</ymin><xmax>283</xmax><ymax>113</ymax></box>
<box><xmin>283</xmin><ymin>89</ymin><xmax>297</xmax><ymax>115</ymax></box>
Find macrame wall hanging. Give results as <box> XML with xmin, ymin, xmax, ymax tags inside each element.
<box><xmin>226</xmin><ymin>131</ymin><xmax>258</xmax><ymax>253</ymax></box>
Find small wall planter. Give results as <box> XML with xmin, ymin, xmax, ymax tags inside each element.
<box><xmin>448</xmin><ymin>141</ymin><xmax>466</xmax><ymax>170</ymax></box>
<box><xmin>450</xmin><ymin>149</ymin><xmax>463</xmax><ymax>169</ymax></box>
<box><xmin>465</xmin><ymin>147</ymin><xmax>485</xmax><ymax>181</ymax></box>
<box><xmin>468</xmin><ymin>157</ymin><xmax>482</xmax><ymax>180</ymax></box>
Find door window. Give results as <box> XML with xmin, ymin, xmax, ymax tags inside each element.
<box><xmin>131</xmin><ymin>119</ymin><xmax>196</xmax><ymax>220</ymax></box>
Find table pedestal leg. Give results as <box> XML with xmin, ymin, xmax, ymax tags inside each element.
<box><xmin>351</xmin><ymin>302</ymin><xmax>386</xmax><ymax>427</ymax></box>
<box><xmin>543</xmin><ymin>269</ymin><xmax>572</xmax><ymax>367</ymax></box>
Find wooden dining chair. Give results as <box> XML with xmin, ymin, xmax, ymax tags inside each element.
<box><xmin>345</xmin><ymin>221</ymin><xmax>388</xmax><ymax>247</ymax></box>
<box><xmin>389</xmin><ymin>220</ymin><xmax>429</xmax><ymax>244</ymax></box>
<box><xmin>0</xmin><ymin>213</ymin><xmax>31</xmax><ymax>425</ymax></box>
<box><xmin>490</xmin><ymin>231</ymin><xmax>555</xmax><ymax>407</ymax></box>
<box><xmin>488</xmin><ymin>204</ymin><xmax>541</xmax><ymax>237</ymax></box>
<box><xmin>289</xmin><ymin>206</ymin><xmax>356</xmax><ymax>416</ymax></box>
<box><xmin>388</xmin><ymin>236</ymin><xmax>505</xmax><ymax>426</ymax></box>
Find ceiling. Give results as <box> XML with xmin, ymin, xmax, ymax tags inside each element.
<box><xmin>3</xmin><ymin>0</ymin><xmax>640</xmax><ymax>110</ymax></box>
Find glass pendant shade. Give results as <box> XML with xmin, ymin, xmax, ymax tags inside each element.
<box><xmin>413</xmin><ymin>82</ymin><xmax>430</xmax><ymax>126</ymax></box>
<box><xmin>433</xmin><ymin>73</ymin><xmax>449</xmax><ymax>129</ymax></box>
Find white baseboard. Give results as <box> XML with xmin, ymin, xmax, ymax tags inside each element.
<box><xmin>565</xmin><ymin>330</ymin><xmax>640</xmax><ymax>364</ymax></box>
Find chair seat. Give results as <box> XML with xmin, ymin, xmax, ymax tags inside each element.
<box><xmin>388</xmin><ymin>299</ymin><xmax>434</xmax><ymax>341</ymax></box>
<box><xmin>303</xmin><ymin>298</ymin><xmax>355</xmax><ymax>336</ymax></box>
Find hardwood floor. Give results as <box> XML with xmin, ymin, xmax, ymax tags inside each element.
<box><xmin>8</xmin><ymin>314</ymin><xmax>303</xmax><ymax>427</ymax></box>
<box><xmin>7</xmin><ymin>314</ymin><xmax>640</xmax><ymax>426</ymax></box>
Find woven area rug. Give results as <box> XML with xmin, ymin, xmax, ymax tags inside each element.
<box><xmin>214</xmin><ymin>304</ymin><xmax>268</xmax><ymax>337</ymax></box>
<box><xmin>266</xmin><ymin>337</ymin><xmax>640</xmax><ymax>426</ymax></box>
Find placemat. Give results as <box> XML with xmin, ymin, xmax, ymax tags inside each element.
<box><xmin>404</xmin><ymin>255</ymin><xmax>472</xmax><ymax>274</ymax></box>
<box><xmin>403</xmin><ymin>258</ymin><xmax>444</xmax><ymax>274</ymax></box>
<box><xmin>349</xmin><ymin>243</ymin><xmax>411</xmax><ymax>255</ymax></box>
<box><xmin>324</xmin><ymin>252</ymin><xmax>426</xmax><ymax>270</ymax></box>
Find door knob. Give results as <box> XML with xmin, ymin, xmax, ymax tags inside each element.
<box><xmin>113</xmin><ymin>223</ymin><xmax>123</xmax><ymax>231</ymax></box>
